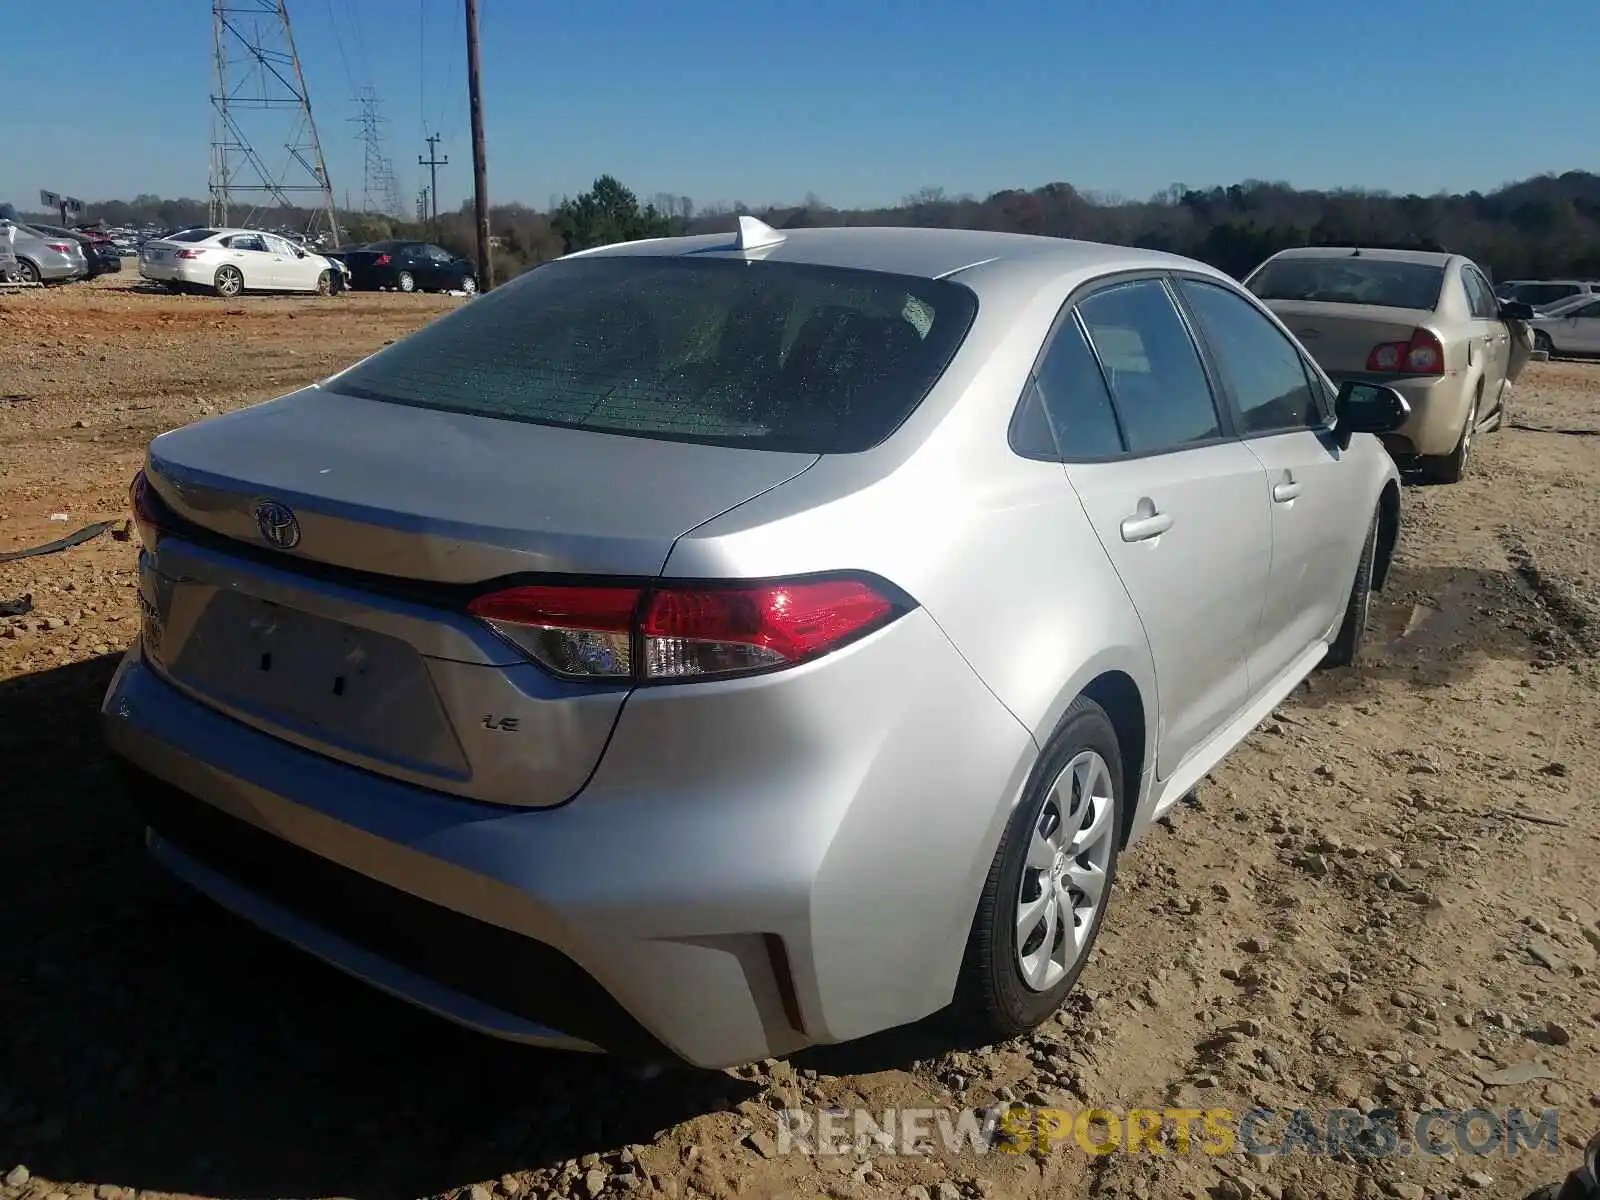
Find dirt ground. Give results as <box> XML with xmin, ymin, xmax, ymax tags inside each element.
<box><xmin>2</xmin><ymin>271</ymin><xmax>1598</xmax><ymax>1200</ymax></box>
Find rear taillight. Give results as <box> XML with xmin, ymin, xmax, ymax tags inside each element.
<box><xmin>45</xmin><ymin>242</ymin><xmax>71</xmax><ymax>253</ymax></box>
<box><xmin>375</xmin><ymin>254</ymin><xmax>391</xmax><ymax>266</ymax></box>
<box><xmin>1366</xmin><ymin>329</ymin><xmax>1445</xmax><ymax>375</ymax></box>
<box><xmin>176</xmin><ymin>249</ymin><xmax>203</xmax><ymax>260</ymax></box>
<box><xmin>467</xmin><ymin>576</ymin><xmax>909</xmax><ymax>683</ymax></box>
<box><xmin>129</xmin><ymin>470</ymin><xmax>174</xmax><ymax>550</ymax></box>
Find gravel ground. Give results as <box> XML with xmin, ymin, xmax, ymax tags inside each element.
<box><xmin>2</xmin><ymin>273</ymin><xmax>1598</xmax><ymax>1200</ymax></box>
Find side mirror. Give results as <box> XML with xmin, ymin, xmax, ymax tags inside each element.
<box><xmin>1500</xmin><ymin>300</ymin><xmax>1535</xmax><ymax>322</ymax></box>
<box><xmin>1334</xmin><ymin>381</ymin><xmax>1410</xmax><ymax>450</ymax></box>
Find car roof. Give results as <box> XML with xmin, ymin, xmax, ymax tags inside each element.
<box><xmin>1263</xmin><ymin>245</ymin><xmax>1457</xmax><ymax>268</ymax></box>
<box><xmin>570</xmin><ymin>224</ymin><xmax>1221</xmax><ymax>283</ymax></box>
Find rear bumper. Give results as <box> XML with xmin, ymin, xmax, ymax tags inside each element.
<box><xmin>140</xmin><ymin>260</ymin><xmax>213</xmax><ymax>286</ymax></box>
<box><xmin>102</xmin><ymin>608</ymin><xmax>1037</xmax><ymax>1069</ymax></box>
<box><xmin>36</xmin><ymin>256</ymin><xmax>81</xmax><ymax>281</ymax></box>
<box><xmin>1333</xmin><ymin>371</ymin><xmax>1474</xmax><ymax>458</ymax></box>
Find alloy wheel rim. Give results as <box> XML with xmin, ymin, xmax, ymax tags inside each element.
<box><xmin>1014</xmin><ymin>749</ymin><xmax>1116</xmax><ymax>992</ymax></box>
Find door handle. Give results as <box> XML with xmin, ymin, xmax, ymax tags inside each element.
<box><xmin>1273</xmin><ymin>480</ymin><xmax>1302</xmax><ymax>503</ymax></box>
<box><xmin>1120</xmin><ymin>498</ymin><xmax>1173</xmax><ymax>543</ymax></box>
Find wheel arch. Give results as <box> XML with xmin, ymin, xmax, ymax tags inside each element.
<box><xmin>1042</xmin><ymin>668</ymin><xmax>1150</xmax><ymax>850</ymax></box>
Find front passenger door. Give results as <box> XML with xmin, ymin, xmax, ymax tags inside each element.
<box><xmin>1049</xmin><ymin>277</ymin><xmax>1272</xmax><ymax>781</ymax></box>
<box><xmin>1175</xmin><ymin>276</ymin><xmax>1370</xmax><ymax>690</ymax></box>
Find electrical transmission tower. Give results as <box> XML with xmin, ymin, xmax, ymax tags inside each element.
<box><xmin>209</xmin><ymin>0</ymin><xmax>339</xmax><ymax>239</ymax></box>
<box><xmin>350</xmin><ymin>87</ymin><xmax>402</xmax><ymax>217</ymax></box>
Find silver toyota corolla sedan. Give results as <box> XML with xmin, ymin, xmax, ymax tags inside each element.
<box><xmin>102</xmin><ymin>220</ymin><xmax>1406</xmax><ymax>1069</ymax></box>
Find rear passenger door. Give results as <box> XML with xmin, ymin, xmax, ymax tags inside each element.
<box><xmin>1175</xmin><ymin>276</ymin><xmax>1370</xmax><ymax>689</ymax></box>
<box><xmin>1039</xmin><ymin>276</ymin><xmax>1272</xmax><ymax>781</ymax></box>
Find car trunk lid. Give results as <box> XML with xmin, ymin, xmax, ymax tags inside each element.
<box><xmin>1263</xmin><ymin>300</ymin><xmax>1442</xmax><ymax>377</ymax></box>
<box><xmin>137</xmin><ymin>387</ymin><xmax>818</xmax><ymax>806</ymax></box>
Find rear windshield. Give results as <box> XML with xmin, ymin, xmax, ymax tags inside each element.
<box><xmin>169</xmin><ymin>228</ymin><xmax>218</xmax><ymax>243</ymax></box>
<box><xmin>1248</xmin><ymin>257</ymin><xmax>1445</xmax><ymax>311</ymax></box>
<box><xmin>328</xmin><ymin>255</ymin><xmax>979</xmax><ymax>453</ymax></box>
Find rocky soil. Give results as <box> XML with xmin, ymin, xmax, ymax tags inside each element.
<box><xmin>2</xmin><ymin>273</ymin><xmax>1597</xmax><ymax>1200</ymax></box>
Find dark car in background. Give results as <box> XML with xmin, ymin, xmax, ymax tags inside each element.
<box><xmin>327</xmin><ymin>240</ymin><xmax>478</xmax><ymax>294</ymax></box>
<box><xmin>35</xmin><ymin>224</ymin><xmax>123</xmax><ymax>278</ymax></box>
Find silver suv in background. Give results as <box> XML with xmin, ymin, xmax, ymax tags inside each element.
<box><xmin>103</xmin><ymin>222</ymin><xmax>1406</xmax><ymax>1069</ymax></box>
<box><xmin>1246</xmin><ymin>247</ymin><xmax>1533</xmax><ymax>483</ymax></box>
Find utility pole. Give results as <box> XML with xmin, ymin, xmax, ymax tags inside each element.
<box><xmin>418</xmin><ymin>134</ymin><xmax>446</xmax><ymax>229</ymax></box>
<box><xmin>465</xmin><ymin>0</ymin><xmax>492</xmax><ymax>289</ymax></box>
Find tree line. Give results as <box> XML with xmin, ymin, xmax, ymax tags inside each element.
<box><xmin>12</xmin><ymin>169</ymin><xmax>1600</xmax><ymax>284</ymax></box>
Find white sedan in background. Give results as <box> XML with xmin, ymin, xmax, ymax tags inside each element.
<box><xmin>1530</xmin><ymin>297</ymin><xmax>1600</xmax><ymax>358</ymax></box>
<box><xmin>140</xmin><ymin>227</ymin><xmax>347</xmax><ymax>297</ymax></box>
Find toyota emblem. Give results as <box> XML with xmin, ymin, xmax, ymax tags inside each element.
<box><xmin>253</xmin><ymin>499</ymin><xmax>301</xmax><ymax>550</ymax></box>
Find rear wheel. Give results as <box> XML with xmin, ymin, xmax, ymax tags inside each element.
<box><xmin>213</xmin><ymin>265</ymin><xmax>244</xmax><ymax>298</ymax></box>
<box><xmin>16</xmin><ymin>259</ymin><xmax>41</xmax><ymax>284</ymax></box>
<box><xmin>956</xmin><ymin>697</ymin><xmax>1122</xmax><ymax>1039</ymax></box>
<box><xmin>460</xmin><ymin>275</ymin><xmax>478</xmax><ymax>296</ymax></box>
<box><xmin>1420</xmin><ymin>388</ymin><xmax>1478</xmax><ymax>484</ymax></box>
<box><xmin>396</xmin><ymin>270</ymin><xmax>416</xmax><ymax>293</ymax></box>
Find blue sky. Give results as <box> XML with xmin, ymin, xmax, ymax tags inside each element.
<box><xmin>3</xmin><ymin>0</ymin><xmax>1596</xmax><ymax>215</ymax></box>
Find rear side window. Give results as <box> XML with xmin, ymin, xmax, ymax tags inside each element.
<box><xmin>1571</xmin><ymin>300</ymin><xmax>1600</xmax><ymax>318</ymax></box>
<box><xmin>1248</xmin><ymin>257</ymin><xmax>1445</xmax><ymax>311</ymax></box>
<box><xmin>329</xmin><ymin>256</ymin><xmax>979</xmax><ymax>454</ymax></box>
<box><xmin>1461</xmin><ymin>268</ymin><xmax>1498</xmax><ymax>319</ymax></box>
<box><xmin>1178</xmin><ymin>279</ymin><xmax>1324</xmax><ymax>435</ymax></box>
<box><xmin>1076</xmin><ymin>280</ymin><xmax>1221</xmax><ymax>455</ymax></box>
<box><xmin>1033</xmin><ymin>314</ymin><xmax>1125</xmax><ymax>458</ymax></box>
<box><xmin>169</xmin><ymin>228</ymin><xmax>218</xmax><ymax>243</ymax></box>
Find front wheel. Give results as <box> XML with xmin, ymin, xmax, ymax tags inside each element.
<box><xmin>396</xmin><ymin>271</ymin><xmax>416</xmax><ymax>293</ymax></box>
<box><xmin>213</xmin><ymin>265</ymin><xmax>244</xmax><ymax>298</ymax></box>
<box><xmin>956</xmin><ymin>697</ymin><xmax>1122</xmax><ymax>1039</ymax></box>
<box><xmin>315</xmin><ymin>269</ymin><xmax>333</xmax><ymax>296</ymax></box>
<box><xmin>1534</xmin><ymin>330</ymin><xmax>1554</xmax><ymax>356</ymax></box>
<box><xmin>1322</xmin><ymin>507</ymin><xmax>1379</xmax><ymax>669</ymax></box>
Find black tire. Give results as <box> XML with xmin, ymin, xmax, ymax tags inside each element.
<box><xmin>1534</xmin><ymin>330</ymin><xmax>1554</xmax><ymax>356</ymax></box>
<box><xmin>1322</xmin><ymin>507</ymin><xmax>1379</xmax><ymax>670</ymax></box>
<box><xmin>1419</xmin><ymin>387</ymin><xmax>1478</xmax><ymax>484</ymax></box>
<box><xmin>315</xmin><ymin>269</ymin><xmax>333</xmax><ymax>295</ymax></box>
<box><xmin>396</xmin><ymin>271</ymin><xmax>416</xmax><ymax>293</ymax></box>
<box><xmin>956</xmin><ymin>697</ymin><xmax>1123</xmax><ymax>1039</ymax></box>
<box><xmin>213</xmin><ymin>265</ymin><xmax>244</xmax><ymax>298</ymax></box>
<box><xmin>16</xmin><ymin>258</ymin><xmax>41</xmax><ymax>284</ymax></box>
